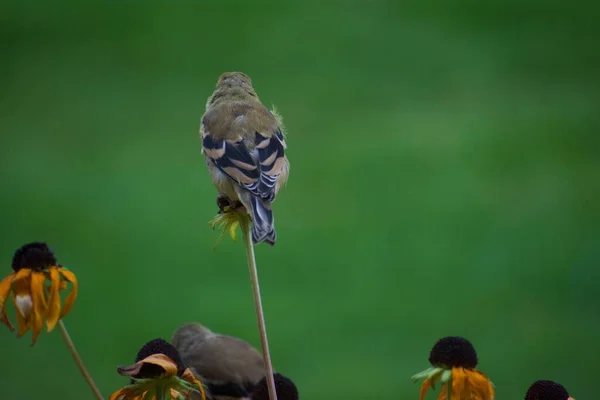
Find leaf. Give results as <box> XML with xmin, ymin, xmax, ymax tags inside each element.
<box><xmin>411</xmin><ymin>367</ymin><xmax>439</xmax><ymax>382</ymax></box>
<box><xmin>441</xmin><ymin>369</ymin><xmax>452</xmax><ymax>383</ymax></box>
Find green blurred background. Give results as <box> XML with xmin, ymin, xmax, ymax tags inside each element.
<box><xmin>1</xmin><ymin>1</ymin><xmax>598</xmax><ymax>398</ymax></box>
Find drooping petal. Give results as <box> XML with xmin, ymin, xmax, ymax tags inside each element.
<box><xmin>0</xmin><ymin>274</ymin><xmax>12</xmax><ymax>306</ymax></box>
<box><xmin>117</xmin><ymin>354</ymin><xmax>179</xmax><ymax>378</ymax></box>
<box><xmin>469</xmin><ymin>370</ymin><xmax>494</xmax><ymax>400</ymax></box>
<box><xmin>182</xmin><ymin>368</ymin><xmax>206</xmax><ymax>400</ymax></box>
<box><xmin>11</xmin><ymin>269</ymin><xmax>32</xmax><ymax>336</ymax></box>
<box><xmin>45</xmin><ymin>267</ymin><xmax>61</xmax><ymax>331</ymax></box>
<box><xmin>452</xmin><ymin>367</ymin><xmax>466</xmax><ymax>399</ymax></box>
<box><xmin>11</xmin><ymin>294</ymin><xmax>29</xmax><ymax>336</ymax></box>
<box><xmin>11</xmin><ymin>268</ymin><xmax>32</xmax><ymax>297</ymax></box>
<box><xmin>30</xmin><ymin>272</ymin><xmax>48</xmax><ymax>345</ymax></box>
<box><xmin>109</xmin><ymin>386</ymin><xmax>148</xmax><ymax>400</ymax></box>
<box><xmin>438</xmin><ymin>368</ymin><xmax>494</xmax><ymax>400</ymax></box>
<box><xmin>0</xmin><ymin>274</ymin><xmax>15</xmax><ymax>331</ymax></box>
<box><xmin>58</xmin><ymin>268</ymin><xmax>78</xmax><ymax>318</ymax></box>
<box><xmin>228</xmin><ymin>220</ymin><xmax>240</xmax><ymax>241</ymax></box>
<box><xmin>420</xmin><ymin>379</ymin><xmax>432</xmax><ymax>400</ymax></box>
<box><xmin>108</xmin><ymin>388</ymin><xmax>126</xmax><ymax>400</ymax></box>
<box><xmin>46</xmin><ymin>267</ymin><xmax>60</xmax><ymax>332</ymax></box>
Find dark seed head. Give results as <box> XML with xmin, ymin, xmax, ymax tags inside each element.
<box><xmin>133</xmin><ymin>338</ymin><xmax>186</xmax><ymax>380</ymax></box>
<box><xmin>525</xmin><ymin>380</ymin><xmax>570</xmax><ymax>400</ymax></box>
<box><xmin>251</xmin><ymin>373</ymin><xmax>299</xmax><ymax>400</ymax></box>
<box><xmin>12</xmin><ymin>242</ymin><xmax>57</xmax><ymax>272</ymax></box>
<box><xmin>428</xmin><ymin>336</ymin><xmax>478</xmax><ymax>369</ymax></box>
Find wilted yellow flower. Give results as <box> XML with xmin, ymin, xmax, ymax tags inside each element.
<box><xmin>209</xmin><ymin>200</ymin><xmax>252</xmax><ymax>248</ymax></box>
<box><xmin>110</xmin><ymin>338</ymin><xmax>206</xmax><ymax>400</ymax></box>
<box><xmin>411</xmin><ymin>336</ymin><xmax>494</xmax><ymax>400</ymax></box>
<box><xmin>0</xmin><ymin>242</ymin><xmax>78</xmax><ymax>345</ymax></box>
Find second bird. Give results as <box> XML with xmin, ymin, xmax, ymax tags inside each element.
<box><xmin>172</xmin><ymin>322</ymin><xmax>267</xmax><ymax>399</ymax></box>
<box><xmin>200</xmin><ymin>72</ymin><xmax>290</xmax><ymax>246</ymax></box>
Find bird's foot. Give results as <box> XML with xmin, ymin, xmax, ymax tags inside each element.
<box><xmin>216</xmin><ymin>195</ymin><xmax>244</xmax><ymax>214</ymax></box>
<box><xmin>216</xmin><ymin>194</ymin><xmax>232</xmax><ymax>213</ymax></box>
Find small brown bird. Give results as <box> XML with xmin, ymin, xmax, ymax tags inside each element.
<box><xmin>200</xmin><ymin>72</ymin><xmax>290</xmax><ymax>246</ymax></box>
<box><xmin>172</xmin><ymin>322</ymin><xmax>267</xmax><ymax>399</ymax></box>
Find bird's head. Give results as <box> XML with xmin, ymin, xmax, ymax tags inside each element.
<box><xmin>172</xmin><ymin>322</ymin><xmax>215</xmax><ymax>350</ymax></box>
<box><xmin>217</xmin><ymin>71</ymin><xmax>253</xmax><ymax>88</ymax></box>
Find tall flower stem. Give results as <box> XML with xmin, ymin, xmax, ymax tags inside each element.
<box><xmin>240</xmin><ymin>220</ymin><xmax>278</xmax><ymax>400</ymax></box>
<box><xmin>58</xmin><ymin>320</ymin><xmax>105</xmax><ymax>400</ymax></box>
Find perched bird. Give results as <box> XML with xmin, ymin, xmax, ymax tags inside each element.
<box><xmin>525</xmin><ymin>380</ymin><xmax>575</xmax><ymax>400</ymax></box>
<box><xmin>251</xmin><ymin>373</ymin><xmax>299</xmax><ymax>400</ymax></box>
<box><xmin>172</xmin><ymin>322</ymin><xmax>266</xmax><ymax>399</ymax></box>
<box><xmin>200</xmin><ymin>71</ymin><xmax>290</xmax><ymax>246</ymax></box>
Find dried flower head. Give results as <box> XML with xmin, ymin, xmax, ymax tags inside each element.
<box><xmin>251</xmin><ymin>373</ymin><xmax>299</xmax><ymax>400</ymax></box>
<box><xmin>209</xmin><ymin>201</ymin><xmax>252</xmax><ymax>248</ymax></box>
<box><xmin>525</xmin><ymin>380</ymin><xmax>574</xmax><ymax>400</ymax></box>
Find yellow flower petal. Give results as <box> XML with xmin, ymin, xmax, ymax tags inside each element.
<box><xmin>209</xmin><ymin>206</ymin><xmax>251</xmax><ymax>249</ymax></box>
<box><xmin>45</xmin><ymin>267</ymin><xmax>61</xmax><ymax>331</ymax></box>
<box><xmin>108</xmin><ymin>388</ymin><xmax>126</xmax><ymax>400</ymax></box>
<box><xmin>420</xmin><ymin>378</ymin><xmax>432</xmax><ymax>400</ymax></box>
<box><xmin>109</xmin><ymin>387</ymin><xmax>148</xmax><ymax>400</ymax></box>
<box><xmin>30</xmin><ymin>272</ymin><xmax>48</xmax><ymax>345</ymax></box>
<box><xmin>438</xmin><ymin>368</ymin><xmax>494</xmax><ymax>400</ymax></box>
<box><xmin>10</xmin><ymin>269</ymin><xmax>32</xmax><ymax>336</ymax></box>
<box><xmin>0</xmin><ymin>274</ymin><xmax>15</xmax><ymax>331</ymax></box>
<box><xmin>117</xmin><ymin>353</ymin><xmax>179</xmax><ymax>378</ymax></box>
<box><xmin>11</xmin><ymin>294</ymin><xmax>29</xmax><ymax>336</ymax></box>
<box><xmin>0</xmin><ymin>274</ymin><xmax>12</xmax><ymax>306</ymax></box>
<box><xmin>228</xmin><ymin>220</ymin><xmax>240</xmax><ymax>241</ymax></box>
<box><xmin>182</xmin><ymin>368</ymin><xmax>206</xmax><ymax>400</ymax></box>
<box><xmin>58</xmin><ymin>268</ymin><xmax>78</xmax><ymax>318</ymax></box>
<box><xmin>11</xmin><ymin>268</ymin><xmax>32</xmax><ymax>297</ymax></box>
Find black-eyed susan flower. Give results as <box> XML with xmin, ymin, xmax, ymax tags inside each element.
<box><xmin>525</xmin><ymin>380</ymin><xmax>575</xmax><ymax>400</ymax></box>
<box><xmin>110</xmin><ymin>338</ymin><xmax>206</xmax><ymax>400</ymax></box>
<box><xmin>251</xmin><ymin>373</ymin><xmax>299</xmax><ymax>400</ymax></box>
<box><xmin>0</xmin><ymin>242</ymin><xmax>78</xmax><ymax>345</ymax></box>
<box><xmin>411</xmin><ymin>336</ymin><xmax>494</xmax><ymax>400</ymax></box>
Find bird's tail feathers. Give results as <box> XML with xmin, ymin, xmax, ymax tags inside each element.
<box><xmin>250</xmin><ymin>196</ymin><xmax>276</xmax><ymax>246</ymax></box>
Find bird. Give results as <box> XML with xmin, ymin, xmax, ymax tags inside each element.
<box><xmin>199</xmin><ymin>71</ymin><xmax>290</xmax><ymax>246</ymax></box>
<box><xmin>172</xmin><ymin>322</ymin><xmax>267</xmax><ymax>399</ymax></box>
<box><xmin>251</xmin><ymin>373</ymin><xmax>299</xmax><ymax>400</ymax></box>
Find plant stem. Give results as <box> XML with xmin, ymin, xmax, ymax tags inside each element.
<box><xmin>447</xmin><ymin>375</ymin><xmax>452</xmax><ymax>400</ymax></box>
<box><xmin>241</xmin><ymin>221</ymin><xmax>278</xmax><ymax>400</ymax></box>
<box><xmin>58</xmin><ymin>320</ymin><xmax>105</xmax><ymax>400</ymax></box>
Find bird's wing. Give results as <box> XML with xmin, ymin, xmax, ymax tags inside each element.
<box><xmin>189</xmin><ymin>336</ymin><xmax>264</xmax><ymax>386</ymax></box>
<box><xmin>218</xmin><ymin>336</ymin><xmax>266</xmax><ymax>385</ymax></box>
<box><xmin>201</xmin><ymin>106</ymin><xmax>287</xmax><ymax>202</ymax></box>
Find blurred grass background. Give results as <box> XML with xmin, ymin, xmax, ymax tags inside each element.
<box><xmin>1</xmin><ymin>0</ymin><xmax>599</xmax><ymax>398</ymax></box>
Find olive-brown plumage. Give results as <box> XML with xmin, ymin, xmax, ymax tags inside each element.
<box><xmin>200</xmin><ymin>72</ymin><xmax>290</xmax><ymax>246</ymax></box>
<box><xmin>172</xmin><ymin>322</ymin><xmax>267</xmax><ymax>400</ymax></box>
